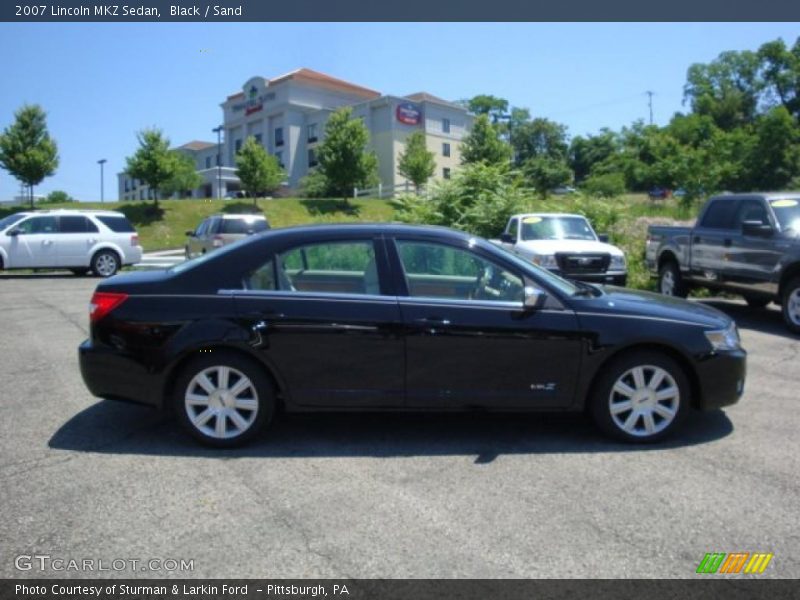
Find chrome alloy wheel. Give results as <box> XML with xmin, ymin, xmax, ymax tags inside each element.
<box><xmin>608</xmin><ymin>365</ymin><xmax>680</xmax><ymax>438</ymax></box>
<box><xmin>660</xmin><ymin>270</ymin><xmax>675</xmax><ymax>295</ymax></box>
<box><xmin>94</xmin><ymin>253</ymin><xmax>118</xmax><ymax>277</ymax></box>
<box><xmin>184</xmin><ymin>366</ymin><xmax>259</xmax><ymax>439</ymax></box>
<box><xmin>788</xmin><ymin>288</ymin><xmax>800</xmax><ymax>326</ymax></box>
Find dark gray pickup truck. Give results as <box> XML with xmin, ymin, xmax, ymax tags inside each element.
<box><xmin>646</xmin><ymin>192</ymin><xmax>800</xmax><ymax>333</ymax></box>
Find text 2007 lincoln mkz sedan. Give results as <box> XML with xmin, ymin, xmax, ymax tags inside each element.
<box><xmin>79</xmin><ymin>224</ymin><xmax>746</xmax><ymax>447</ymax></box>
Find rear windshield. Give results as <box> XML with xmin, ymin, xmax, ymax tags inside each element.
<box><xmin>221</xmin><ymin>218</ymin><xmax>268</xmax><ymax>234</ymax></box>
<box><xmin>96</xmin><ymin>215</ymin><xmax>135</xmax><ymax>232</ymax></box>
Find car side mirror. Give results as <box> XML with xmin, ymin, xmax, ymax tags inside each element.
<box><xmin>742</xmin><ymin>220</ymin><xmax>773</xmax><ymax>237</ymax></box>
<box><xmin>7</xmin><ymin>228</ymin><xmax>20</xmax><ymax>237</ymax></box>
<box><xmin>185</xmin><ymin>230</ymin><xmax>195</xmax><ymax>237</ymax></box>
<box><xmin>523</xmin><ymin>286</ymin><xmax>547</xmax><ymax>310</ymax></box>
<box><xmin>597</xmin><ymin>233</ymin><xmax>610</xmax><ymax>243</ymax></box>
<box><xmin>500</xmin><ymin>232</ymin><xmax>515</xmax><ymax>244</ymax></box>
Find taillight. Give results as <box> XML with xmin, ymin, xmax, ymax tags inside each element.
<box><xmin>212</xmin><ymin>235</ymin><xmax>223</xmax><ymax>247</ymax></box>
<box><xmin>89</xmin><ymin>292</ymin><xmax>128</xmax><ymax>323</ymax></box>
<box><xmin>131</xmin><ymin>234</ymin><xmax>140</xmax><ymax>246</ymax></box>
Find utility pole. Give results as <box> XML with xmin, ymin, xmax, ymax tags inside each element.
<box><xmin>212</xmin><ymin>125</ymin><xmax>223</xmax><ymax>200</ymax></box>
<box><xmin>646</xmin><ymin>91</ymin><xmax>654</xmax><ymax>125</ymax></box>
<box><xmin>97</xmin><ymin>159</ymin><xmax>107</xmax><ymax>203</ymax></box>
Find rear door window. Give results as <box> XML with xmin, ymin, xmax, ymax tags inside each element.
<box><xmin>16</xmin><ymin>216</ymin><xmax>58</xmax><ymax>234</ymax></box>
<box><xmin>700</xmin><ymin>200</ymin><xmax>738</xmax><ymax>230</ymax></box>
<box><xmin>221</xmin><ymin>219</ymin><xmax>268</xmax><ymax>234</ymax></box>
<box><xmin>59</xmin><ymin>216</ymin><xmax>98</xmax><ymax>233</ymax></box>
<box><xmin>96</xmin><ymin>215</ymin><xmax>135</xmax><ymax>232</ymax></box>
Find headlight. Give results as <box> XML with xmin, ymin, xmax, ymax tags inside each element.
<box><xmin>532</xmin><ymin>254</ymin><xmax>558</xmax><ymax>268</ymax></box>
<box><xmin>610</xmin><ymin>254</ymin><xmax>627</xmax><ymax>270</ymax></box>
<box><xmin>704</xmin><ymin>323</ymin><xmax>741</xmax><ymax>351</ymax></box>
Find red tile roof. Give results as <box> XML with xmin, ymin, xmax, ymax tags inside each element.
<box><xmin>177</xmin><ymin>140</ymin><xmax>216</xmax><ymax>151</ymax></box>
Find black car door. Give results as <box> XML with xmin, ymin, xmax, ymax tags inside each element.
<box><xmin>234</xmin><ymin>235</ymin><xmax>404</xmax><ymax>408</ymax></box>
<box><xmin>689</xmin><ymin>198</ymin><xmax>739</xmax><ymax>284</ymax></box>
<box><xmin>726</xmin><ymin>198</ymin><xmax>783</xmax><ymax>295</ymax></box>
<box><xmin>388</xmin><ymin>236</ymin><xmax>582</xmax><ymax>409</ymax></box>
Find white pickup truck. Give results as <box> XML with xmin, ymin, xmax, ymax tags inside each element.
<box><xmin>495</xmin><ymin>213</ymin><xmax>628</xmax><ymax>286</ymax></box>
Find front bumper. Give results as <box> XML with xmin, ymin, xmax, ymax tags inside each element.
<box><xmin>79</xmin><ymin>339</ymin><xmax>163</xmax><ymax>409</ymax></box>
<box><xmin>548</xmin><ymin>268</ymin><xmax>627</xmax><ymax>286</ymax></box>
<box><xmin>694</xmin><ymin>348</ymin><xmax>747</xmax><ymax>410</ymax></box>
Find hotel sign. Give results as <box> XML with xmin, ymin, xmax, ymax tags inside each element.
<box><xmin>396</xmin><ymin>102</ymin><xmax>422</xmax><ymax>125</ymax></box>
<box><xmin>232</xmin><ymin>85</ymin><xmax>276</xmax><ymax>115</ymax></box>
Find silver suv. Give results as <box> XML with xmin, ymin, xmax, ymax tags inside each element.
<box><xmin>0</xmin><ymin>209</ymin><xmax>142</xmax><ymax>277</ymax></box>
<box><xmin>185</xmin><ymin>214</ymin><xmax>270</xmax><ymax>258</ymax></box>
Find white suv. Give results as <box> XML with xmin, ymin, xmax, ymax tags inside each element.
<box><xmin>0</xmin><ymin>209</ymin><xmax>142</xmax><ymax>277</ymax></box>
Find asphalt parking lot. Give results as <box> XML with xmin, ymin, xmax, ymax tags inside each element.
<box><xmin>1</xmin><ymin>274</ymin><xmax>798</xmax><ymax>579</ymax></box>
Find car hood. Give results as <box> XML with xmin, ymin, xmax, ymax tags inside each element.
<box><xmin>577</xmin><ymin>286</ymin><xmax>732</xmax><ymax>329</ymax></box>
<box><xmin>517</xmin><ymin>239</ymin><xmax>624</xmax><ymax>256</ymax></box>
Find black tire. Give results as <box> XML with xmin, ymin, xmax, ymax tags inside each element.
<box><xmin>91</xmin><ymin>250</ymin><xmax>120</xmax><ymax>278</ymax></box>
<box><xmin>174</xmin><ymin>351</ymin><xmax>275</xmax><ymax>448</ymax></box>
<box><xmin>657</xmin><ymin>261</ymin><xmax>688</xmax><ymax>298</ymax></box>
<box><xmin>589</xmin><ymin>351</ymin><xmax>690</xmax><ymax>443</ymax></box>
<box><xmin>70</xmin><ymin>268</ymin><xmax>89</xmax><ymax>276</ymax></box>
<box><xmin>744</xmin><ymin>295</ymin><xmax>770</xmax><ymax>309</ymax></box>
<box><xmin>781</xmin><ymin>277</ymin><xmax>800</xmax><ymax>334</ymax></box>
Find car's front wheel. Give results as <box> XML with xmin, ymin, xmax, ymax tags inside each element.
<box><xmin>590</xmin><ymin>351</ymin><xmax>689</xmax><ymax>443</ymax></box>
<box><xmin>174</xmin><ymin>352</ymin><xmax>275</xmax><ymax>447</ymax></box>
<box><xmin>91</xmin><ymin>250</ymin><xmax>120</xmax><ymax>277</ymax></box>
<box><xmin>781</xmin><ymin>277</ymin><xmax>800</xmax><ymax>334</ymax></box>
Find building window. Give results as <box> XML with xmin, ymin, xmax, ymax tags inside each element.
<box><xmin>442</xmin><ymin>142</ymin><xmax>451</xmax><ymax>157</ymax></box>
<box><xmin>443</xmin><ymin>168</ymin><xmax>451</xmax><ymax>180</ymax></box>
<box><xmin>442</xmin><ymin>118</ymin><xmax>451</xmax><ymax>134</ymax></box>
<box><xmin>254</xmin><ymin>133</ymin><xmax>262</xmax><ymax>145</ymax></box>
<box><xmin>124</xmin><ymin>179</ymin><xmax>129</xmax><ymax>192</ymax></box>
<box><xmin>235</xmin><ymin>139</ymin><xmax>242</xmax><ymax>154</ymax></box>
<box><xmin>307</xmin><ymin>123</ymin><xmax>318</xmax><ymax>143</ymax></box>
<box><xmin>308</xmin><ymin>149</ymin><xmax>318</xmax><ymax>167</ymax></box>
<box><xmin>205</xmin><ymin>156</ymin><xmax>211</xmax><ymax>169</ymax></box>
<box><xmin>275</xmin><ymin>127</ymin><xmax>284</xmax><ymax>147</ymax></box>
<box><xmin>275</xmin><ymin>151</ymin><xmax>284</xmax><ymax>169</ymax></box>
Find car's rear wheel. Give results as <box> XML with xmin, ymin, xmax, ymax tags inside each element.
<box><xmin>91</xmin><ymin>250</ymin><xmax>120</xmax><ymax>277</ymax></box>
<box><xmin>658</xmin><ymin>261</ymin><xmax>687</xmax><ymax>298</ymax></box>
<box><xmin>744</xmin><ymin>295</ymin><xmax>770</xmax><ymax>309</ymax></box>
<box><xmin>781</xmin><ymin>277</ymin><xmax>800</xmax><ymax>334</ymax></box>
<box><xmin>590</xmin><ymin>351</ymin><xmax>689</xmax><ymax>443</ymax></box>
<box><xmin>174</xmin><ymin>352</ymin><xmax>275</xmax><ymax>447</ymax></box>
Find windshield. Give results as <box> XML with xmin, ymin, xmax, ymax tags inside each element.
<box><xmin>520</xmin><ymin>216</ymin><xmax>597</xmax><ymax>241</ymax></box>
<box><xmin>0</xmin><ymin>213</ymin><xmax>26</xmax><ymax>231</ymax></box>
<box><xmin>486</xmin><ymin>240</ymin><xmax>580</xmax><ymax>297</ymax></box>
<box><xmin>769</xmin><ymin>198</ymin><xmax>800</xmax><ymax>232</ymax></box>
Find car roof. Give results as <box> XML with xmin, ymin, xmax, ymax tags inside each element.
<box><xmin>259</xmin><ymin>222</ymin><xmax>476</xmax><ymax>241</ymax></box>
<box><xmin>22</xmin><ymin>208</ymin><xmax>127</xmax><ymax>217</ymax></box>
<box><xmin>708</xmin><ymin>192</ymin><xmax>800</xmax><ymax>201</ymax></box>
<box><xmin>514</xmin><ymin>213</ymin><xmax>585</xmax><ymax>219</ymax></box>
<box><xmin>208</xmin><ymin>213</ymin><xmax>267</xmax><ymax>219</ymax></box>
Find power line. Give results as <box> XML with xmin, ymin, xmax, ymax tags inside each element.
<box><xmin>645</xmin><ymin>90</ymin><xmax>655</xmax><ymax>125</ymax></box>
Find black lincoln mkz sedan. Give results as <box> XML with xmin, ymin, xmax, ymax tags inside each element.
<box><xmin>79</xmin><ymin>224</ymin><xmax>746</xmax><ymax>447</ymax></box>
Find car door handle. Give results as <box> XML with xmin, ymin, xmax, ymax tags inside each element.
<box><xmin>415</xmin><ymin>317</ymin><xmax>451</xmax><ymax>326</ymax></box>
<box><xmin>42</xmin><ymin>240</ymin><xmax>53</xmax><ymax>246</ymax></box>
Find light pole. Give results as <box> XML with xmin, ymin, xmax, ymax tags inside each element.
<box><xmin>212</xmin><ymin>125</ymin><xmax>223</xmax><ymax>199</ymax></box>
<box><xmin>97</xmin><ymin>159</ymin><xmax>107</xmax><ymax>203</ymax></box>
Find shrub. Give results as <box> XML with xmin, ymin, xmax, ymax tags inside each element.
<box><xmin>581</xmin><ymin>172</ymin><xmax>626</xmax><ymax>199</ymax></box>
<box><xmin>43</xmin><ymin>190</ymin><xmax>73</xmax><ymax>204</ymax></box>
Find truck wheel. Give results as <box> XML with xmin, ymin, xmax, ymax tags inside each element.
<box><xmin>744</xmin><ymin>295</ymin><xmax>770</xmax><ymax>309</ymax></box>
<box><xmin>781</xmin><ymin>277</ymin><xmax>800</xmax><ymax>334</ymax></box>
<box><xmin>590</xmin><ymin>351</ymin><xmax>689</xmax><ymax>443</ymax></box>
<box><xmin>658</xmin><ymin>262</ymin><xmax>687</xmax><ymax>298</ymax></box>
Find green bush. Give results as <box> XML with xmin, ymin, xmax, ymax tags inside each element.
<box><xmin>43</xmin><ymin>190</ymin><xmax>73</xmax><ymax>204</ymax></box>
<box><xmin>581</xmin><ymin>172</ymin><xmax>626</xmax><ymax>199</ymax></box>
<box><xmin>298</xmin><ymin>169</ymin><xmax>331</xmax><ymax>198</ymax></box>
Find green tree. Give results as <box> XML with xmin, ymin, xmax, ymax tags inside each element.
<box><xmin>125</xmin><ymin>128</ymin><xmax>174</xmax><ymax>208</ymax></box>
<box><xmin>161</xmin><ymin>151</ymin><xmax>203</xmax><ymax>199</ymax></box>
<box><xmin>758</xmin><ymin>37</ymin><xmax>800</xmax><ymax>119</ymax></box>
<box><xmin>235</xmin><ymin>136</ymin><xmax>286</xmax><ymax>203</ymax></box>
<box><xmin>44</xmin><ymin>190</ymin><xmax>73</xmax><ymax>204</ymax></box>
<box><xmin>522</xmin><ymin>156</ymin><xmax>573</xmax><ymax>198</ymax></box>
<box><xmin>466</xmin><ymin>95</ymin><xmax>509</xmax><ymax>123</ymax></box>
<box><xmin>397</xmin><ymin>131</ymin><xmax>436</xmax><ymax>192</ymax></box>
<box><xmin>581</xmin><ymin>172</ymin><xmax>626</xmax><ymax>198</ymax></box>
<box><xmin>569</xmin><ymin>129</ymin><xmax>619</xmax><ymax>182</ymax></box>
<box><xmin>749</xmin><ymin>106</ymin><xmax>800</xmax><ymax>190</ymax></box>
<box><xmin>316</xmin><ymin>107</ymin><xmax>379</xmax><ymax>199</ymax></box>
<box><xmin>0</xmin><ymin>104</ymin><xmax>59</xmax><ymax>209</ymax></box>
<box><xmin>460</xmin><ymin>114</ymin><xmax>512</xmax><ymax>166</ymax></box>
<box><xmin>511</xmin><ymin>117</ymin><xmax>569</xmax><ymax>165</ymax></box>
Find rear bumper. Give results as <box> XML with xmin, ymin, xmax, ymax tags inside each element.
<box><xmin>78</xmin><ymin>339</ymin><xmax>163</xmax><ymax>409</ymax></box>
<box><xmin>695</xmin><ymin>348</ymin><xmax>747</xmax><ymax>410</ymax></box>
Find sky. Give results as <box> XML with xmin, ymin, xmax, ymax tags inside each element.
<box><xmin>0</xmin><ymin>22</ymin><xmax>798</xmax><ymax>201</ymax></box>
